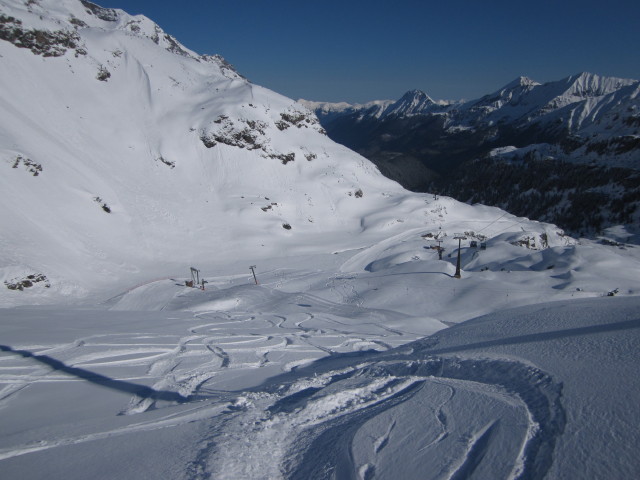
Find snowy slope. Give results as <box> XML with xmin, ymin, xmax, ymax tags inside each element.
<box><xmin>1</xmin><ymin>0</ymin><xmax>604</xmax><ymax>308</ymax></box>
<box><xmin>0</xmin><ymin>0</ymin><xmax>411</xmax><ymax>303</ymax></box>
<box><xmin>1</xmin><ymin>286</ymin><xmax>639</xmax><ymax>479</ymax></box>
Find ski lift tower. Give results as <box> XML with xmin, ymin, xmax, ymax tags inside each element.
<box><xmin>453</xmin><ymin>234</ymin><xmax>467</xmax><ymax>279</ymax></box>
<box><xmin>190</xmin><ymin>267</ymin><xmax>200</xmax><ymax>287</ymax></box>
<box><xmin>249</xmin><ymin>265</ymin><xmax>258</xmax><ymax>285</ymax></box>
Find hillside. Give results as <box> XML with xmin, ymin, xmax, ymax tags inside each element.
<box><xmin>0</xmin><ymin>0</ymin><xmax>412</xmax><ymax>304</ymax></box>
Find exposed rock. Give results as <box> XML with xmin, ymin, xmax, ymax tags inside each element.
<box><xmin>5</xmin><ymin>273</ymin><xmax>50</xmax><ymax>290</ymax></box>
<box><xmin>94</xmin><ymin>196</ymin><xmax>111</xmax><ymax>213</ymax></box>
<box><xmin>80</xmin><ymin>0</ymin><xmax>118</xmax><ymax>22</ymax></box>
<box><xmin>0</xmin><ymin>14</ymin><xmax>83</xmax><ymax>57</ymax></box>
<box><xmin>96</xmin><ymin>65</ymin><xmax>110</xmax><ymax>81</ymax></box>
<box><xmin>12</xmin><ymin>155</ymin><xmax>42</xmax><ymax>176</ymax></box>
<box><xmin>156</xmin><ymin>156</ymin><xmax>175</xmax><ymax>168</ymax></box>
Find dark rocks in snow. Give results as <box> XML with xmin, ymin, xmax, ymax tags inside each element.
<box><xmin>156</xmin><ymin>156</ymin><xmax>175</xmax><ymax>168</ymax></box>
<box><xmin>200</xmin><ymin>117</ymin><xmax>266</xmax><ymax>151</ymax></box>
<box><xmin>200</xmin><ymin>134</ymin><xmax>216</xmax><ymax>148</ymax></box>
<box><xmin>282</xmin><ymin>223</ymin><xmax>292</xmax><ymax>230</ymax></box>
<box><xmin>96</xmin><ymin>65</ymin><xmax>110</xmax><ymax>81</ymax></box>
<box><xmin>200</xmin><ymin>117</ymin><xmax>299</xmax><ymax>165</ymax></box>
<box><xmin>12</xmin><ymin>155</ymin><xmax>42</xmax><ymax>176</ymax></box>
<box><xmin>94</xmin><ymin>196</ymin><xmax>111</xmax><ymax>213</ymax></box>
<box><xmin>69</xmin><ymin>16</ymin><xmax>88</xmax><ymax>29</ymax></box>
<box><xmin>0</xmin><ymin>14</ymin><xmax>83</xmax><ymax>57</ymax></box>
<box><xmin>275</xmin><ymin>120</ymin><xmax>289</xmax><ymax>131</ymax></box>
<box><xmin>125</xmin><ymin>20</ymin><xmax>140</xmax><ymax>33</ymax></box>
<box><xmin>260</xmin><ymin>203</ymin><xmax>278</xmax><ymax>212</ymax></box>
<box><xmin>510</xmin><ymin>235</ymin><xmax>541</xmax><ymax>250</ymax></box>
<box><xmin>5</xmin><ymin>273</ymin><xmax>50</xmax><ymax>291</ymax></box>
<box><xmin>200</xmin><ymin>54</ymin><xmax>245</xmax><ymax>80</ymax></box>
<box><xmin>268</xmin><ymin>152</ymin><xmax>295</xmax><ymax>165</ymax></box>
<box><xmin>162</xmin><ymin>33</ymin><xmax>190</xmax><ymax>57</ymax></box>
<box><xmin>80</xmin><ymin>1</ymin><xmax>118</xmax><ymax>22</ymax></box>
<box><xmin>276</xmin><ymin>109</ymin><xmax>322</xmax><ymax>132</ymax></box>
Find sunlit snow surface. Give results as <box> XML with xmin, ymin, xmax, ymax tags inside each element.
<box><xmin>1</xmin><ymin>244</ymin><xmax>640</xmax><ymax>479</ymax></box>
<box><xmin>1</xmin><ymin>1</ymin><xmax>640</xmax><ymax>478</ymax></box>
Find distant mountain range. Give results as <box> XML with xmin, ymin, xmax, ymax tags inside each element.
<box><xmin>301</xmin><ymin>73</ymin><xmax>640</xmax><ymax>235</ymax></box>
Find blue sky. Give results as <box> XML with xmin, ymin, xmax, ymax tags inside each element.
<box><xmin>102</xmin><ymin>0</ymin><xmax>640</xmax><ymax>103</ymax></box>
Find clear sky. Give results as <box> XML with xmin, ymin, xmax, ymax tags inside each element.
<box><xmin>101</xmin><ymin>0</ymin><xmax>640</xmax><ymax>104</ymax></box>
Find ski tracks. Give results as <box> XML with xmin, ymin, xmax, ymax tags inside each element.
<box><xmin>191</xmin><ymin>354</ymin><xmax>564</xmax><ymax>479</ymax></box>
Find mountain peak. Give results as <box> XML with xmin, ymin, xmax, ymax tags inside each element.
<box><xmin>468</xmin><ymin>76</ymin><xmax>540</xmax><ymax>113</ymax></box>
<box><xmin>384</xmin><ymin>89</ymin><xmax>437</xmax><ymax>117</ymax></box>
<box><xmin>509</xmin><ymin>76</ymin><xmax>539</xmax><ymax>88</ymax></box>
<box><xmin>0</xmin><ymin>0</ymin><xmax>218</xmax><ymax>63</ymax></box>
<box><xmin>404</xmin><ymin>88</ymin><xmax>429</xmax><ymax>96</ymax></box>
<box><xmin>399</xmin><ymin>89</ymin><xmax>434</xmax><ymax>103</ymax></box>
<box><xmin>557</xmin><ymin>71</ymin><xmax>637</xmax><ymax>98</ymax></box>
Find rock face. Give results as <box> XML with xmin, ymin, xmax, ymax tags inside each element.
<box><xmin>303</xmin><ymin>73</ymin><xmax>640</xmax><ymax>235</ymax></box>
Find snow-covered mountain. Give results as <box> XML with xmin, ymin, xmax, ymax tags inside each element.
<box><xmin>0</xmin><ymin>0</ymin><xmax>584</xmax><ymax>307</ymax></box>
<box><xmin>305</xmin><ymin>72</ymin><xmax>640</xmax><ymax>234</ymax></box>
<box><xmin>3</xmin><ymin>2</ymin><xmax>640</xmax><ymax>478</ymax></box>
<box><xmin>311</xmin><ymin>72</ymin><xmax>639</xmax><ymax>145</ymax></box>
<box><xmin>462</xmin><ymin>72</ymin><xmax>639</xmax><ymax>144</ymax></box>
<box><xmin>300</xmin><ymin>90</ymin><xmax>451</xmax><ymax>123</ymax></box>
<box><xmin>299</xmin><ymin>98</ymin><xmax>395</xmax><ymax>123</ymax></box>
<box><xmin>0</xmin><ymin>0</ymin><xmax>421</xmax><ymax>302</ymax></box>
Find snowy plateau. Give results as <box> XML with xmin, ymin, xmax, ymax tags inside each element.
<box><xmin>1</xmin><ymin>1</ymin><xmax>640</xmax><ymax>479</ymax></box>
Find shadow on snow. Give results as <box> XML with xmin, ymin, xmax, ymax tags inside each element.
<box><xmin>0</xmin><ymin>344</ymin><xmax>188</xmax><ymax>403</ymax></box>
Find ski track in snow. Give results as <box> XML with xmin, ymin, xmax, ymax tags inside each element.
<box><xmin>192</xmin><ymin>354</ymin><xmax>564</xmax><ymax>480</ymax></box>
<box><xmin>3</xmin><ymin>278</ymin><xmax>640</xmax><ymax>479</ymax></box>
<box><xmin>0</xmin><ymin>289</ymin><xmax>564</xmax><ymax>480</ymax></box>
<box><xmin>3</xmin><ymin>250</ymin><xmax>638</xmax><ymax>479</ymax></box>
<box><xmin>0</xmin><ymin>281</ymin><xmax>427</xmax><ymax>460</ymax></box>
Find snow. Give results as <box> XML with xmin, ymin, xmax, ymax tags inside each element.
<box><xmin>297</xmin><ymin>99</ymin><xmax>395</xmax><ymax>122</ymax></box>
<box><xmin>2</xmin><ymin>0</ymin><xmax>640</xmax><ymax>478</ymax></box>
<box><xmin>2</xmin><ymin>223</ymin><xmax>640</xmax><ymax>478</ymax></box>
<box><xmin>2</xmin><ymin>280</ymin><xmax>640</xmax><ymax>478</ymax></box>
